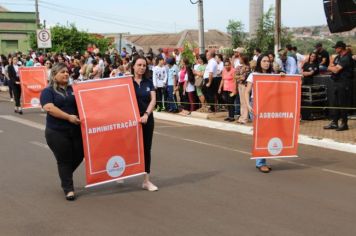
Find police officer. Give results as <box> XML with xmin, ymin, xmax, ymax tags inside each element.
<box><xmin>324</xmin><ymin>41</ymin><xmax>354</xmax><ymax>131</ymax></box>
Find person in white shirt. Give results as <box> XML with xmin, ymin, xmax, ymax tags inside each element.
<box><xmin>174</xmin><ymin>48</ymin><xmax>181</xmax><ymax>65</ymax></box>
<box><xmin>203</xmin><ymin>51</ymin><xmax>218</xmax><ymax>112</ymax></box>
<box><xmin>253</xmin><ymin>48</ymin><xmax>262</xmax><ymax>61</ymax></box>
<box><xmin>292</xmin><ymin>46</ymin><xmax>305</xmax><ymax>74</ymax></box>
<box><xmin>152</xmin><ymin>57</ymin><xmax>168</xmax><ymax>111</ymax></box>
<box><xmin>180</xmin><ymin>65</ymin><xmax>196</xmax><ymax>115</ymax></box>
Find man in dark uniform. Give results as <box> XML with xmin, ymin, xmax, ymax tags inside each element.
<box><xmin>324</xmin><ymin>41</ymin><xmax>354</xmax><ymax>131</ymax></box>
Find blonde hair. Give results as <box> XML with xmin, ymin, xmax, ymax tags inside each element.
<box><xmin>49</xmin><ymin>62</ymin><xmax>68</xmax><ymax>97</ymax></box>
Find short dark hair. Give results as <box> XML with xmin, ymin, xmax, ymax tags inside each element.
<box><xmin>255</xmin><ymin>48</ymin><xmax>261</xmax><ymax>53</ymax></box>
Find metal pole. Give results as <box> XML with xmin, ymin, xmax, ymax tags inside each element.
<box><xmin>198</xmin><ymin>0</ymin><xmax>205</xmax><ymax>54</ymax></box>
<box><xmin>119</xmin><ymin>33</ymin><xmax>122</xmax><ymax>54</ymax></box>
<box><xmin>35</xmin><ymin>0</ymin><xmax>40</xmax><ymax>28</ymax></box>
<box><xmin>274</xmin><ymin>0</ymin><xmax>281</xmax><ymax>56</ymax></box>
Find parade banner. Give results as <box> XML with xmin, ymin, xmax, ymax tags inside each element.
<box><xmin>18</xmin><ymin>67</ymin><xmax>47</xmax><ymax>109</ymax></box>
<box><xmin>73</xmin><ymin>77</ymin><xmax>145</xmax><ymax>187</ymax></box>
<box><xmin>251</xmin><ymin>74</ymin><xmax>301</xmax><ymax>159</ymax></box>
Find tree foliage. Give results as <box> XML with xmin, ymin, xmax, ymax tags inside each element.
<box><xmin>181</xmin><ymin>41</ymin><xmax>196</xmax><ymax>65</ymax></box>
<box><xmin>226</xmin><ymin>7</ymin><xmax>292</xmax><ymax>58</ymax></box>
<box><xmin>30</xmin><ymin>24</ymin><xmax>110</xmax><ymax>54</ymax></box>
<box><xmin>226</xmin><ymin>19</ymin><xmax>245</xmax><ymax>49</ymax></box>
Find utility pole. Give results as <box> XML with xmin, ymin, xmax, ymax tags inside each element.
<box><xmin>190</xmin><ymin>0</ymin><xmax>205</xmax><ymax>54</ymax></box>
<box><xmin>274</xmin><ymin>0</ymin><xmax>281</xmax><ymax>56</ymax></box>
<box><xmin>197</xmin><ymin>0</ymin><xmax>205</xmax><ymax>54</ymax></box>
<box><xmin>35</xmin><ymin>0</ymin><xmax>40</xmax><ymax>28</ymax></box>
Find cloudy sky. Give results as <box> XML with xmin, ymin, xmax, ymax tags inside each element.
<box><xmin>2</xmin><ymin>0</ymin><xmax>327</xmax><ymax>34</ymax></box>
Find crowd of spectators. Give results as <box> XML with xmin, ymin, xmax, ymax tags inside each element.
<box><xmin>0</xmin><ymin>41</ymin><xmax>355</xmax><ymax>129</ymax></box>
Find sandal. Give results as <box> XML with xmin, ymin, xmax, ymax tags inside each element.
<box><xmin>256</xmin><ymin>165</ymin><xmax>271</xmax><ymax>173</ymax></box>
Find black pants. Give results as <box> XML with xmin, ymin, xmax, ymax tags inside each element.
<box><xmin>12</xmin><ymin>83</ymin><xmax>21</xmax><ymax>107</ymax></box>
<box><xmin>329</xmin><ymin>79</ymin><xmax>351</xmax><ymax>124</ymax></box>
<box><xmin>156</xmin><ymin>87</ymin><xmax>166</xmax><ymax>109</ymax></box>
<box><xmin>45</xmin><ymin>127</ymin><xmax>84</xmax><ymax>194</ymax></box>
<box><xmin>223</xmin><ymin>91</ymin><xmax>236</xmax><ymax>118</ymax></box>
<box><xmin>142</xmin><ymin>114</ymin><xmax>154</xmax><ymax>174</ymax></box>
<box><xmin>7</xmin><ymin>79</ymin><xmax>13</xmax><ymax>98</ymax></box>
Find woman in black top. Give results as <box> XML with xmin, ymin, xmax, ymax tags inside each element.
<box><xmin>131</xmin><ymin>55</ymin><xmax>158</xmax><ymax>191</ymax></box>
<box><xmin>7</xmin><ymin>57</ymin><xmax>23</xmax><ymax>114</ymax></box>
<box><xmin>302</xmin><ymin>52</ymin><xmax>319</xmax><ymax>85</ymax></box>
<box><xmin>40</xmin><ymin>62</ymin><xmax>83</xmax><ymax>201</ymax></box>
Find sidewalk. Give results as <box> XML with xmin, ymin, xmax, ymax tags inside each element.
<box><xmin>154</xmin><ymin>111</ymin><xmax>356</xmax><ymax>154</ymax></box>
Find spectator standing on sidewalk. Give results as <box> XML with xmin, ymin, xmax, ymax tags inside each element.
<box><xmin>218</xmin><ymin>59</ymin><xmax>236</xmax><ymax>121</ymax></box>
<box><xmin>203</xmin><ymin>51</ymin><xmax>218</xmax><ymax>112</ymax></box>
<box><xmin>194</xmin><ymin>54</ymin><xmax>207</xmax><ymax>111</ymax></box>
<box><xmin>236</xmin><ymin>55</ymin><xmax>251</xmax><ymax>124</ymax></box>
<box><xmin>324</xmin><ymin>41</ymin><xmax>354</xmax><ymax>131</ymax></box>
<box><xmin>181</xmin><ymin>64</ymin><xmax>196</xmax><ymax>115</ymax></box>
<box><xmin>166</xmin><ymin>58</ymin><xmax>179</xmax><ymax>113</ymax></box>
<box><xmin>152</xmin><ymin>56</ymin><xmax>167</xmax><ymax>112</ymax></box>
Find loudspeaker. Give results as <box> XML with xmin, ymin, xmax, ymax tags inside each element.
<box><xmin>323</xmin><ymin>0</ymin><xmax>356</xmax><ymax>33</ymax></box>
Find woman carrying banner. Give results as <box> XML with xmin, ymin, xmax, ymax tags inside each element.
<box><xmin>8</xmin><ymin>57</ymin><xmax>23</xmax><ymax>114</ymax></box>
<box><xmin>40</xmin><ymin>62</ymin><xmax>84</xmax><ymax>201</ymax></box>
<box><xmin>244</xmin><ymin>54</ymin><xmax>273</xmax><ymax>173</ymax></box>
<box><xmin>132</xmin><ymin>55</ymin><xmax>158</xmax><ymax>191</ymax></box>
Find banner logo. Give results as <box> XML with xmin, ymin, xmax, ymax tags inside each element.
<box><xmin>267</xmin><ymin>137</ymin><xmax>283</xmax><ymax>156</ymax></box>
<box><xmin>106</xmin><ymin>156</ymin><xmax>126</xmax><ymax>178</ymax></box>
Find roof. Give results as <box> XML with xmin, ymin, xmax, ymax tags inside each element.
<box><xmin>123</xmin><ymin>29</ymin><xmax>232</xmax><ymax>53</ymax></box>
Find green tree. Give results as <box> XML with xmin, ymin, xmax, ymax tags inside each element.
<box><xmin>226</xmin><ymin>19</ymin><xmax>245</xmax><ymax>48</ymax></box>
<box><xmin>30</xmin><ymin>24</ymin><xmax>110</xmax><ymax>54</ymax></box>
<box><xmin>180</xmin><ymin>41</ymin><xmax>196</xmax><ymax>66</ymax></box>
<box><xmin>245</xmin><ymin>6</ymin><xmax>292</xmax><ymax>57</ymax></box>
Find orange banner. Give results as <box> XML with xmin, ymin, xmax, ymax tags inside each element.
<box><xmin>19</xmin><ymin>67</ymin><xmax>48</xmax><ymax>109</ymax></box>
<box><xmin>252</xmin><ymin>74</ymin><xmax>301</xmax><ymax>159</ymax></box>
<box><xmin>73</xmin><ymin>77</ymin><xmax>145</xmax><ymax>187</ymax></box>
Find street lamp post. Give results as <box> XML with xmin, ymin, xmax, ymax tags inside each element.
<box><xmin>190</xmin><ymin>0</ymin><xmax>205</xmax><ymax>54</ymax></box>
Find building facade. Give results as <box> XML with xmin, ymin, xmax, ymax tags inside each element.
<box><xmin>0</xmin><ymin>7</ymin><xmax>36</xmax><ymax>55</ymax></box>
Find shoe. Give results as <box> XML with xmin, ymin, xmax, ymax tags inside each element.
<box><xmin>18</xmin><ymin>110</ymin><xmax>23</xmax><ymax>115</ymax></box>
<box><xmin>14</xmin><ymin>109</ymin><xmax>18</xmax><ymax>113</ymax></box>
<box><xmin>155</xmin><ymin>107</ymin><xmax>161</xmax><ymax>112</ymax></box>
<box><xmin>323</xmin><ymin>122</ymin><xmax>338</xmax><ymax>130</ymax></box>
<box><xmin>224</xmin><ymin>117</ymin><xmax>230</xmax><ymax>121</ymax></box>
<box><xmin>228</xmin><ymin>118</ymin><xmax>235</xmax><ymax>122</ymax></box>
<box><xmin>116</xmin><ymin>179</ymin><xmax>125</xmax><ymax>184</ymax></box>
<box><xmin>142</xmin><ymin>181</ymin><xmax>158</xmax><ymax>191</ymax></box>
<box><xmin>256</xmin><ymin>165</ymin><xmax>271</xmax><ymax>173</ymax></box>
<box><xmin>336</xmin><ymin>124</ymin><xmax>349</xmax><ymax>131</ymax></box>
<box><xmin>65</xmin><ymin>191</ymin><xmax>76</xmax><ymax>201</ymax></box>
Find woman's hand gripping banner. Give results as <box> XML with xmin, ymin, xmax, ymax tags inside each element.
<box><xmin>73</xmin><ymin>77</ymin><xmax>145</xmax><ymax>187</ymax></box>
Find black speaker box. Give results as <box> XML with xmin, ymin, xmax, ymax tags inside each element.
<box><xmin>323</xmin><ymin>0</ymin><xmax>356</xmax><ymax>33</ymax></box>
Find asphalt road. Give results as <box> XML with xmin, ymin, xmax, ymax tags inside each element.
<box><xmin>1</xmin><ymin>96</ymin><xmax>356</xmax><ymax>236</ymax></box>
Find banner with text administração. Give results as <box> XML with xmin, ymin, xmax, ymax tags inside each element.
<box><xmin>19</xmin><ymin>67</ymin><xmax>47</xmax><ymax>109</ymax></box>
<box><xmin>251</xmin><ymin>74</ymin><xmax>301</xmax><ymax>159</ymax></box>
<box><xmin>73</xmin><ymin>77</ymin><xmax>145</xmax><ymax>187</ymax></box>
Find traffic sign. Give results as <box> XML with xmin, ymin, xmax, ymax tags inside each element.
<box><xmin>36</xmin><ymin>29</ymin><xmax>52</xmax><ymax>49</ymax></box>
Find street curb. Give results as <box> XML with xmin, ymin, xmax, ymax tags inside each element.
<box><xmin>154</xmin><ymin>112</ymin><xmax>356</xmax><ymax>155</ymax></box>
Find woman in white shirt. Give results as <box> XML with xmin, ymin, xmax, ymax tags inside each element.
<box><xmin>244</xmin><ymin>54</ymin><xmax>273</xmax><ymax>173</ymax></box>
<box><xmin>181</xmin><ymin>65</ymin><xmax>196</xmax><ymax>115</ymax></box>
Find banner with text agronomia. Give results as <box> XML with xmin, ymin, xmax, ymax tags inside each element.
<box><xmin>251</xmin><ymin>74</ymin><xmax>301</xmax><ymax>159</ymax></box>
